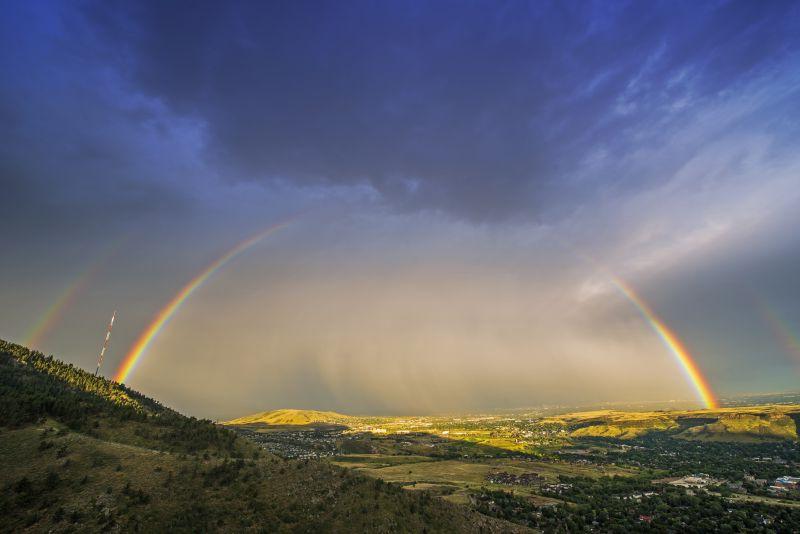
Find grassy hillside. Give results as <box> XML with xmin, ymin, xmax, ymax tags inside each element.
<box><xmin>677</xmin><ymin>412</ymin><xmax>798</xmax><ymax>442</ymax></box>
<box><xmin>546</xmin><ymin>406</ymin><xmax>800</xmax><ymax>442</ymax></box>
<box><xmin>0</xmin><ymin>340</ymin><xmax>524</xmax><ymax>533</ymax></box>
<box><xmin>564</xmin><ymin>411</ymin><xmax>679</xmax><ymax>439</ymax></box>
<box><xmin>225</xmin><ymin>408</ymin><xmax>352</xmax><ymax>427</ymax></box>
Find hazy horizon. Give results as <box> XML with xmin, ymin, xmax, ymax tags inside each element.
<box><xmin>217</xmin><ymin>391</ymin><xmax>800</xmax><ymax>422</ymax></box>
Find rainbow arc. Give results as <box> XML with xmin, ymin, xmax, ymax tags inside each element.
<box><xmin>563</xmin><ymin>242</ymin><xmax>719</xmax><ymax>409</ymax></box>
<box><xmin>115</xmin><ymin>220</ymin><xmax>293</xmax><ymax>383</ymax></box>
<box><xmin>754</xmin><ymin>297</ymin><xmax>800</xmax><ymax>367</ymax></box>
<box><xmin>25</xmin><ymin>239</ymin><xmax>125</xmax><ymax>349</ymax></box>
<box><xmin>610</xmin><ymin>277</ymin><xmax>718</xmax><ymax>409</ymax></box>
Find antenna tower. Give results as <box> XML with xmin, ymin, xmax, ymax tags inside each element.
<box><xmin>95</xmin><ymin>310</ymin><xmax>116</xmax><ymax>376</ymax></box>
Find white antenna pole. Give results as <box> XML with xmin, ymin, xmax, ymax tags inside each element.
<box><xmin>95</xmin><ymin>310</ymin><xmax>116</xmax><ymax>377</ymax></box>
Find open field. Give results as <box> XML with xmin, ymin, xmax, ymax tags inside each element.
<box><xmin>329</xmin><ymin>453</ymin><xmax>638</xmax><ymax>505</ymax></box>
<box><xmin>351</xmin><ymin>456</ymin><xmax>635</xmax><ymax>485</ymax></box>
<box><xmin>725</xmin><ymin>493</ymin><xmax>800</xmax><ymax>509</ymax></box>
<box><xmin>330</xmin><ymin>453</ymin><xmax>437</xmax><ymax>469</ymax></box>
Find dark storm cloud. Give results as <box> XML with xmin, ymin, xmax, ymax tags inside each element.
<box><xmin>78</xmin><ymin>0</ymin><xmax>800</xmax><ymax>221</ymax></box>
<box><xmin>0</xmin><ymin>1</ymin><xmax>197</xmax><ymax>236</ymax></box>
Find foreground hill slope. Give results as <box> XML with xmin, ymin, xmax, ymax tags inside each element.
<box><xmin>0</xmin><ymin>340</ymin><xmax>525</xmax><ymax>533</ymax></box>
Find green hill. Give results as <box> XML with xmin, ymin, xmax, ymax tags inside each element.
<box><xmin>677</xmin><ymin>412</ymin><xmax>798</xmax><ymax>442</ymax></box>
<box><xmin>546</xmin><ymin>407</ymin><xmax>800</xmax><ymax>442</ymax></box>
<box><xmin>225</xmin><ymin>408</ymin><xmax>352</xmax><ymax>427</ymax></box>
<box><xmin>0</xmin><ymin>340</ymin><xmax>524</xmax><ymax>533</ymax></box>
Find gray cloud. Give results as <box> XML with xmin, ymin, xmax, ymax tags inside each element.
<box><xmin>74</xmin><ymin>0</ymin><xmax>800</xmax><ymax>221</ymax></box>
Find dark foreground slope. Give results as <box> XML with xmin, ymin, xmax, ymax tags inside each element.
<box><xmin>0</xmin><ymin>340</ymin><xmax>524</xmax><ymax>533</ymax></box>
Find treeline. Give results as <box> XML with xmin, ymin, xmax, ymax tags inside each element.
<box><xmin>0</xmin><ymin>339</ymin><xmax>238</xmax><ymax>455</ymax></box>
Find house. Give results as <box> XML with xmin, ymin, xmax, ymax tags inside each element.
<box><xmin>774</xmin><ymin>476</ymin><xmax>800</xmax><ymax>487</ymax></box>
<box><xmin>669</xmin><ymin>476</ymin><xmax>713</xmax><ymax>489</ymax></box>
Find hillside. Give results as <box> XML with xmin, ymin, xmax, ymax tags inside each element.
<box><xmin>227</xmin><ymin>405</ymin><xmax>800</xmax><ymax>444</ymax></box>
<box><xmin>678</xmin><ymin>412</ymin><xmax>798</xmax><ymax>442</ymax></box>
<box><xmin>225</xmin><ymin>408</ymin><xmax>352</xmax><ymax>427</ymax></box>
<box><xmin>546</xmin><ymin>406</ymin><xmax>800</xmax><ymax>442</ymax></box>
<box><xmin>0</xmin><ymin>340</ymin><xmax>525</xmax><ymax>533</ymax></box>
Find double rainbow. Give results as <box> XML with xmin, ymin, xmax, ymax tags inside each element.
<box><xmin>115</xmin><ymin>222</ymin><xmax>720</xmax><ymax>409</ymax></box>
<box><xmin>114</xmin><ymin>221</ymin><xmax>293</xmax><ymax>384</ymax></box>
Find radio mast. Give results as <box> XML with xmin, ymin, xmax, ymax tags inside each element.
<box><xmin>95</xmin><ymin>310</ymin><xmax>116</xmax><ymax>376</ymax></box>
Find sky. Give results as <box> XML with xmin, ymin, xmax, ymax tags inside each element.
<box><xmin>1</xmin><ymin>0</ymin><xmax>799</xmax><ymax>419</ymax></box>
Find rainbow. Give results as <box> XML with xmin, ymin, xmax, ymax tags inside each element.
<box><xmin>560</xmin><ymin>242</ymin><xmax>719</xmax><ymax>409</ymax></box>
<box><xmin>114</xmin><ymin>220</ymin><xmax>293</xmax><ymax>384</ymax></box>
<box><xmin>25</xmin><ymin>271</ymin><xmax>94</xmax><ymax>350</ymax></box>
<box><xmin>754</xmin><ymin>298</ymin><xmax>800</xmax><ymax>365</ymax></box>
<box><xmin>25</xmin><ymin>240</ymin><xmax>125</xmax><ymax>350</ymax></box>
<box><xmin>610</xmin><ymin>276</ymin><xmax>718</xmax><ymax>409</ymax></box>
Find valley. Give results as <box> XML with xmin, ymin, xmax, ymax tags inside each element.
<box><xmin>225</xmin><ymin>406</ymin><xmax>800</xmax><ymax>531</ymax></box>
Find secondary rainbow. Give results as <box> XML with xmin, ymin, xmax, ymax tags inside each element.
<box><xmin>114</xmin><ymin>220</ymin><xmax>293</xmax><ymax>384</ymax></box>
<box><xmin>754</xmin><ymin>297</ymin><xmax>800</xmax><ymax>366</ymax></box>
<box><xmin>610</xmin><ymin>276</ymin><xmax>719</xmax><ymax>409</ymax></box>
<box><xmin>25</xmin><ymin>271</ymin><xmax>94</xmax><ymax>350</ymax></box>
<box><xmin>25</xmin><ymin>239</ymin><xmax>125</xmax><ymax>350</ymax></box>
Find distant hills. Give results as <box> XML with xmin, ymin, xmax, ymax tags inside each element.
<box><xmin>546</xmin><ymin>406</ymin><xmax>800</xmax><ymax>442</ymax></box>
<box><xmin>224</xmin><ymin>408</ymin><xmax>352</xmax><ymax>426</ymax></box>
<box><xmin>0</xmin><ymin>340</ymin><xmax>522</xmax><ymax>533</ymax></box>
<box><xmin>226</xmin><ymin>405</ymin><xmax>800</xmax><ymax>444</ymax></box>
